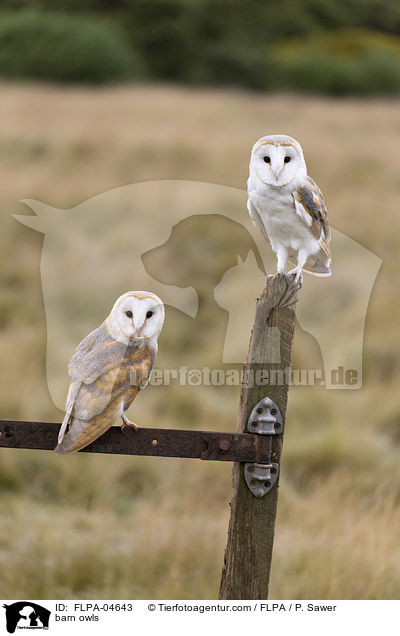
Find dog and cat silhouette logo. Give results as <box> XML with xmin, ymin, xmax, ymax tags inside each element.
<box><xmin>2</xmin><ymin>602</ymin><xmax>50</xmax><ymax>633</ymax></box>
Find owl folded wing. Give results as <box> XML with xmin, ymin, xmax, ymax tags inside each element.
<box><xmin>293</xmin><ymin>176</ymin><xmax>331</xmax><ymax>257</ymax></box>
<box><xmin>58</xmin><ymin>323</ymin><xmax>128</xmax><ymax>444</ymax></box>
<box><xmin>247</xmin><ymin>198</ymin><xmax>270</xmax><ymax>244</ymax></box>
<box><xmin>68</xmin><ymin>322</ymin><xmax>127</xmax><ymax>384</ymax></box>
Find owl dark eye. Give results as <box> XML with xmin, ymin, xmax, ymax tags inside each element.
<box><xmin>263</xmin><ymin>156</ymin><xmax>270</xmax><ymax>163</ymax></box>
<box><xmin>146</xmin><ymin>310</ymin><xmax>153</xmax><ymax>319</ymax></box>
<box><xmin>125</xmin><ymin>311</ymin><xmax>133</xmax><ymax>318</ymax></box>
<box><xmin>284</xmin><ymin>156</ymin><xmax>291</xmax><ymax>163</ymax></box>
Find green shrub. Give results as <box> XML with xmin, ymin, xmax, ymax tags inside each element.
<box><xmin>271</xmin><ymin>30</ymin><xmax>400</xmax><ymax>95</ymax></box>
<box><xmin>119</xmin><ymin>0</ymin><xmax>194</xmax><ymax>80</ymax></box>
<box><xmin>187</xmin><ymin>40</ymin><xmax>272</xmax><ymax>90</ymax></box>
<box><xmin>0</xmin><ymin>10</ymin><xmax>143</xmax><ymax>83</ymax></box>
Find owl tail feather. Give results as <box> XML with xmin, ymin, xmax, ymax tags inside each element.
<box><xmin>57</xmin><ymin>411</ymin><xmax>71</xmax><ymax>445</ymax></box>
<box><xmin>54</xmin><ymin>415</ymin><xmax>111</xmax><ymax>455</ymax></box>
<box><xmin>58</xmin><ymin>379</ymin><xmax>82</xmax><ymax>445</ymax></box>
<box><xmin>287</xmin><ymin>249</ymin><xmax>331</xmax><ymax>276</ymax></box>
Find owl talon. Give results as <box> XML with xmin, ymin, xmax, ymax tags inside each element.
<box><xmin>296</xmin><ymin>270</ymin><xmax>304</xmax><ymax>287</ymax></box>
<box><xmin>287</xmin><ymin>268</ymin><xmax>303</xmax><ymax>288</ymax></box>
<box><xmin>294</xmin><ymin>271</ymin><xmax>303</xmax><ymax>287</ymax></box>
<box><xmin>121</xmin><ymin>413</ymin><xmax>139</xmax><ymax>431</ymax></box>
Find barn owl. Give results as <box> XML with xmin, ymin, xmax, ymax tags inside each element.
<box><xmin>55</xmin><ymin>291</ymin><xmax>165</xmax><ymax>455</ymax></box>
<box><xmin>247</xmin><ymin>134</ymin><xmax>331</xmax><ymax>284</ymax></box>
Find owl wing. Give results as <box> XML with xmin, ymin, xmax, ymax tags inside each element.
<box><xmin>57</xmin><ymin>339</ymin><xmax>155</xmax><ymax>452</ymax></box>
<box><xmin>57</xmin><ymin>323</ymin><xmax>128</xmax><ymax>445</ymax></box>
<box><xmin>293</xmin><ymin>176</ymin><xmax>331</xmax><ymax>258</ymax></box>
<box><xmin>247</xmin><ymin>197</ymin><xmax>270</xmax><ymax>244</ymax></box>
<box><xmin>68</xmin><ymin>322</ymin><xmax>127</xmax><ymax>384</ymax></box>
<box><xmin>58</xmin><ymin>367</ymin><xmax>123</xmax><ymax>445</ymax></box>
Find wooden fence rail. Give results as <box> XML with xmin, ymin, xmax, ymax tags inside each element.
<box><xmin>0</xmin><ymin>273</ymin><xmax>297</xmax><ymax>600</ymax></box>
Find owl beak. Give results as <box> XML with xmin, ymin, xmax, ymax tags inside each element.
<box><xmin>133</xmin><ymin>323</ymin><xmax>146</xmax><ymax>338</ymax></box>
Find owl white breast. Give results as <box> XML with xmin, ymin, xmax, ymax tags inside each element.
<box><xmin>247</xmin><ymin>134</ymin><xmax>331</xmax><ymax>284</ymax></box>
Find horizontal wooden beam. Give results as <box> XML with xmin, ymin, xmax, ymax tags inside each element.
<box><xmin>0</xmin><ymin>420</ymin><xmax>272</xmax><ymax>463</ymax></box>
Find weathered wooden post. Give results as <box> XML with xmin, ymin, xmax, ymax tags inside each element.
<box><xmin>219</xmin><ymin>273</ymin><xmax>298</xmax><ymax>599</ymax></box>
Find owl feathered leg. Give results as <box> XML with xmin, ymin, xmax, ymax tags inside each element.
<box><xmin>275</xmin><ymin>245</ymin><xmax>288</xmax><ymax>276</ymax></box>
<box><xmin>121</xmin><ymin>413</ymin><xmax>139</xmax><ymax>431</ymax></box>
<box><xmin>287</xmin><ymin>248</ymin><xmax>309</xmax><ymax>287</ymax></box>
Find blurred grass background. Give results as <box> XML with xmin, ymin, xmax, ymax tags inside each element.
<box><xmin>0</xmin><ymin>1</ymin><xmax>399</xmax><ymax>600</ymax></box>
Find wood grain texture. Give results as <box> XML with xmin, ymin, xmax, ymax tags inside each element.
<box><xmin>219</xmin><ymin>273</ymin><xmax>297</xmax><ymax>600</ymax></box>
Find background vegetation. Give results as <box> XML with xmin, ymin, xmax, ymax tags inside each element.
<box><xmin>0</xmin><ymin>82</ymin><xmax>399</xmax><ymax>599</ymax></box>
<box><xmin>1</xmin><ymin>1</ymin><xmax>400</xmax><ymax>93</ymax></box>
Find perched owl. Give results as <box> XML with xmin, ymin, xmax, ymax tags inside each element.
<box><xmin>55</xmin><ymin>291</ymin><xmax>165</xmax><ymax>455</ymax></box>
<box><xmin>247</xmin><ymin>134</ymin><xmax>331</xmax><ymax>284</ymax></box>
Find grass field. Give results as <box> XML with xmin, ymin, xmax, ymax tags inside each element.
<box><xmin>0</xmin><ymin>82</ymin><xmax>399</xmax><ymax>599</ymax></box>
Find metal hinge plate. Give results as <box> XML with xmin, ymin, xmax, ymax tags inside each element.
<box><xmin>244</xmin><ymin>396</ymin><xmax>282</xmax><ymax>497</ymax></box>
<box><xmin>244</xmin><ymin>462</ymin><xmax>279</xmax><ymax>498</ymax></box>
<box><xmin>247</xmin><ymin>397</ymin><xmax>283</xmax><ymax>435</ymax></box>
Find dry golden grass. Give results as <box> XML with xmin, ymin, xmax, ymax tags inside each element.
<box><xmin>0</xmin><ymin>81</ymin><xmax>399</xmax><ymax>599</ymax></box>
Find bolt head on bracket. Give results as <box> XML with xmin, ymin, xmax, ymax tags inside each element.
<box><xmin>244</xmin><ymin>462</ymin><xmax>279</xmax><ymax>498</ymax></box>
<box><xmin>247</xmin><ymin>397</ymin><xmax>283</xmax><ymax>435</ymax></box>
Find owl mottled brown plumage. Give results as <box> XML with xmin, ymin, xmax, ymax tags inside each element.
<box><xmin>55</xmin><ymin>291</ymin><xmax>165</xmax><ymax>455</ymax></box>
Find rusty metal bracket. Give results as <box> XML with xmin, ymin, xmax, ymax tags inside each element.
<box><xmin>0</xmin><ymin>420</ymin><xmax>273</xmax><ymax>464</ymax></box>
<box><xmin>244</xmin><ymin>396</ymin><xmax>282</xmax><ymax>497</ymax></box>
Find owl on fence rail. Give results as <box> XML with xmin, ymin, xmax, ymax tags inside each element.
<box><xmin>55</xmin><ymin>291</ymin><xmax>165</xmax><ymax>455</ymax></box>
<box><xmin>247</xmin><ymin>134</ymin><xmax>331</xmax><ymax>285</ymax></box>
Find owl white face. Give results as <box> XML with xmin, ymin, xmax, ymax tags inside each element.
<box><xmin>108</xmin><ymin>291</ymin><xmax>165</xmax><ymax>343</ymax></box>
<box><xmin>250</xmin><ymin>134</ymin><xmax>307</xmax><ymax>188</ymax></box>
